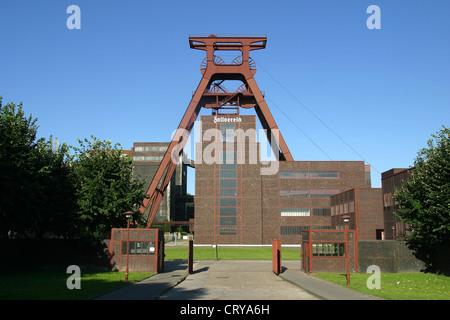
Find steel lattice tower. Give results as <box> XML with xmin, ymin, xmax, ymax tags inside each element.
<box><xmin>142</xmin><ymin>35</ymin><xmax>293</xmax><ymax>227</ymax></box>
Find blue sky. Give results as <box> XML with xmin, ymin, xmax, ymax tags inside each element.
<box><xmin>1</xmin><ymin>0</ymin><xmax>449</xmax><ymax>193</ymax></box>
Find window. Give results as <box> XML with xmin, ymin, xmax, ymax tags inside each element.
<box><xmin>220</xmin><ymin>180</ymin><xmax>236</xmax><ymax>188</ymax></box>
<box><xmin>220</xmin><ymin>198</ymin><xmax>236</xmax><ymax>207</ymax></box>
<box><xmin>134</xmin><ymin>146</ymin><xmax>167</xmax><ymax>152</ymax></box>
<box><xmin>133</xmin><ymin>156</ymin><xmax>163</xmax><ymax>161</ymax></box>
<box><xmin>309</xmin><ymin>171</ymin><xmax>339</xmax><ymax>179</ymax></box>
<box><xmin>219</xmin><ymin>226</ymin><xmax>237</xmax><ymax>235</ymax></box>
<box><xmin>220</xmin><ymin>188</ymin><xmax>237</xmax><ymax>197</ymax></box>
<box><xmin>280</xmin><ymin>189</ymin><xmax>309</xmax><ymax>198</ymax></box>
<box><xmin>221</xmin><ymin>123</ymin><xmax>235</xmax><ymax>142</ymax></box>
<box><xmin>121</xmin><ymin>241</ymin><xmax>156</xmax><ymax>255</ymax></box>
<box><xmin>312</xmin><ymin>208</ymin><xmax>331</xmax><ymax>216</ymax></box>
<box><xmin>348</xmin><ymin>201</ymin><xmax>355</xmax><ymax>213</ymax></box>
<box><xmin>312</xmin><ymin>226</ymin><xmax>332</xmax><ymax>230</ymax></box>
<box><xmin>281</xmin><ymin>208</ymin><xmax>310</xmax><ymax>217</ymax></box>
<box><xmin>219</xmin><ymin>151</ymin><xmax>237</xmax><ymax>235</ymax></box>
<box><xmin>220</xmin><ymin>207</ymin><xmax>236</xmax><ymax>216</ymax></box>
<box><xmin>312</xmin><ymin>243</ymin><xmax>345</xmax><ymax>257</ymax></box>
<box><xmin>309</xmin><ymin>189</ymin><xmax>340</xmax><ymax>198</ymax></box>
<box><xmin>383</xmin><ymin>193</ymin><xmax>393</xmax><ymax>207</ymax></box>
<box><xmin>220</xmin><ymin>217</ymin><xmax>236</xmax><ymax>226</ymax></box>
<box><xmin>280</xmin><ymin>171</ymin><xmax>309</xmax><ymax>179</ymax></box>
<box><xmin>280</xmin><ymin>226</ymin><xmax>309</xmax><ymax>235</ymax></box>
<box><xmin>220</xmin><ymin>163</ymin><xmax>236</xmax><ymax>170</ymax></box>
<box><xmin>280</xmin><ymin>189</ymin><xmax>340</xmax><ymax>198</ymax></box>
<box><xmin>220</xmin><ymin>170</ymin><xmax>236</xmax><ymax>178</ymax></box>
<box><xmin>279</xmin><ymin>170</ymin><xmax>339</xmax><ymax>179</ymax></box>
<box><xmin>220</xmin><ymin>151</ymin><xmax>236</xmax><ymax>163</ymax></box>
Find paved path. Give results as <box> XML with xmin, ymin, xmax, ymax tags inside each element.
<box><xmin>158</xmin><ymin>260</ymin><xmax>316</xmax><ymax>300</ymax></box>
<box><xmin>93</xmin><ymin>260</ymin><xmax>190</xmax><ymax>300</ymax></box>
<box><xmin>94</xmin><ymin>259</ymin><xmax>381</xmax><ymax>301</ymax></box>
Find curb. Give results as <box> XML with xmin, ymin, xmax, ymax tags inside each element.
<box><xmin>279</xmin><ymin>270</ymin><xmax>383</xmax><ymax>300</ymax></box>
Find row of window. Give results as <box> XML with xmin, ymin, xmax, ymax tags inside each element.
<box><xmin>212</xmin><ymin>225</ymin><xmax>335</xmax><ymax>236</ymax></box>
<box><xmin>331</xmin><ymin>202</ymin><xmax>355</xmax><ymax>215</ymax></box>
<box><xmin>281</xmin><ymin>208</ymin><xmax>331</xmax><ymax>217</ymax></box>
<box><xmin>220</xmin><ymin>151</ymin><xmax>237</xmax><ymax>235</ymax></box>
<box><xmin>134</xmin><ymin>146</ymin><xmax>167</xmax><ymax>152</ymax></box>
<box><xmin>121</xmin><ymin>241</ymin><xmax>156</xmax><ymax>255</ymax></box>
<box><xmin>280</xmin><ymin>170</ymin><xmax>339</xmax><ymax>179</ymax></box>
<box><xmin>280</xmin><ymin>226</ymin><xmax>331</xmax><ymax>235</ymax></box>
<box><xmin>280</xmin><ymin>189</ymin><xmax>340</xmax><ymax>198</ymax></box>
<box><xmin>133</xmin><ymin>156</ymin><xmax>163</xmax><ymax>161</ymax></box>
<box><xmin>312</xmin><ymin>243</ymin><xmax>346</xmax><ymax>257</ymax></box>
<box><xmin>220</xmin><ymin>226</ymin><xmax>237</xmax><ymax>235</ymax></box>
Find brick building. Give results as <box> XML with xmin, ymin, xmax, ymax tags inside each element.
<box><xmin>381</xmin><ymin>168</ymin><xmax>413</xmax><ymax>240</ymax></box>
<box><xmin>331</xmin><ymin>188</ymin><xmax>384</xmax><ymax>240</ymax></box>
<box><xmin>194</xmin><ymin>114</ymin><xmax>377</xmax><ymax>244</ymax></box>
<box><xmin>129</xmin><ymin>142</ymin><xmax>193</xmax><ymax>223</ymax></box>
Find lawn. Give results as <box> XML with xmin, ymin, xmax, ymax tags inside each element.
<box><xmin>0</xmin><ymin>247</ymin><xmax>298</xmax><ymax>300</ymax></box>
<box><xmin>0</xmin><ymin>270</ymin><xmax>153</xmax><ymax>300</ymax></box>
<box><xmin>164</xmin><ymin>246</ymin><xmax>301</xmax><ymax>260</ymax></box>
<box><xmin>313</xmin><ymin>272</ymin><xmax>450</xmax><ymax>300</ymax></box>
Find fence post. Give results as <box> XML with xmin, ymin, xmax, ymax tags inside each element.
<box><xmin>272</xmin><ymin>239</ymin><xmax>282</xmax><ymax>275</ymax></box>
<box><xmin>188</xmin><ymin>239</ymin><xmax>193</xmax><ymax>274</ymax></box>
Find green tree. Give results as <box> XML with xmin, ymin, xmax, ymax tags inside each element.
<box><xmin>0</xmin><ymin>98</ymin><xmax>40</xmax><ymax>238</ymax></box>
<box><xmin>71</xmin><ymin>136</ymin><xmax>147</xmax><ymax>240</ymax></box>
<box><xmin>0</xmin><ymin>98</ymin><xmax>78</xmax><ymax>238</ymax></box>
<box><xmin>394</xmin><ymin>126</ymin><xmax>450</xmax><ymax>273</ymax></box>
<box><xmin>33</xmin><ymin>137</ymin><xmax>77</xmax><ymax>238</ymax></box>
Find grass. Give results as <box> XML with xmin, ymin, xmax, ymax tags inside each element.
<box><xmin>3</xmin><ymin>247</ymin><xmax>447</xmax><ymax>300</ymax></box>
<box><xmin>164</xmin><ymin>246</ymin><xmax>301</xmax><ymax>260</ymax></box>
<box><xmin>313</xmin><ymin>272</ymin><xmax>450</xmax><ymax>300</ymax></box>
<box><xmin>0</xmin><ymin>270</ymin><xmax>154</xmax><ymax>300</ymax></box>
<box><xmin>1</xmin><ymin>247</ymin><xmax>296</xmax><ymax>300</ymax></box>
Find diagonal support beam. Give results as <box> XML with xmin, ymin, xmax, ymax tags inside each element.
<box><xmin>246</xmin><ymin>76</ymin><xmax>293</xmax><ymax>161</ymax></box>
<box><xmin>142</xmin><ymin>77</ymin><xmax>209</xmax><ymax>227</ymax></box>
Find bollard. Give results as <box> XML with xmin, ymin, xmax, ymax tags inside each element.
<box><xmin>188</xmin><ymin>239</ymin><xmax>194</xmax><ymax>274</ymax></box>
<box><xmin>272</xmin><ymin>239</ymin><xmax>282</xmax><ymax>275</ymax></box>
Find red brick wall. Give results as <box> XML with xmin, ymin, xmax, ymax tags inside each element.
<box><xmin>110</xmin><ymin>228</ymin><xmax>163</xmax><ymax>273</ymax></box>
<box><xmin>194</xmin><ymin>115</ymin><xmax>370</xmax><ymax>245</ymax></box>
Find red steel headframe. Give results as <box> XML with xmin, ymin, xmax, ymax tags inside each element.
<box><xmin>142</xmin><ymin>35</ymin><xmax>294</xmax><ymax>227</ymax></box>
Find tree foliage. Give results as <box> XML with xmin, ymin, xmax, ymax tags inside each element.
<box><xmin>33</xmin><ymin>137</ymin><xmax>77</xmax><ymax>238</ymax></box>
<box><xmin>0</xmin><ymin>98</ymin><xmax>147</xmax><ymax>240</ymax></box>
<box><xmin>71</xmin><ymin>137</ymin><xmax>146</xmax><ymax>240</ymax></box>
<box><xmin>394</xmin><ymin>126</ymin><xmax>450</xmax><ymax>272</ymax></box>
<box><xmin>0</xmin><ymin>98</ymin><xmax>40</xmax><ymax>238</ymax></box>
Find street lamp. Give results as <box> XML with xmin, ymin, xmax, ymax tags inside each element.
<box><xmin>342</xmin><ymin>215</ymin><xmax>350</xmax><ymax>286</ymax></box>
<box><xmin>123</xmin><ymin>211</ymin><xmax>134</xmax><ymax>282</ymax></box>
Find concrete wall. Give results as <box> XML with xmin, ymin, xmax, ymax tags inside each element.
<box><xmin>358</xmin><ymin>240</ymin><xmax>425</xmax><ymax>273</ymax></box>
